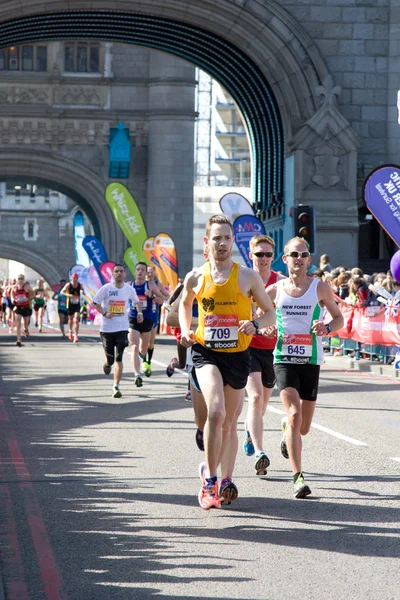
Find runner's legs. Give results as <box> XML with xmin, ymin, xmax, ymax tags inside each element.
<box><xmin>280</xmin><ymin>387</ymin><xmax>303</xmax><ymax>474</ymax></box>
<box><xmin>195</xmin><ymin>364</ymin><xmax>225</xmax><ymax>478</ymax></box>
<box><xmin>15</xmin><ymin>312</ymin><xmax>22</xmax><ymax>343</ymax></box>
<box><xmin>245</xmin><ymin>371</ymin><xmax>272</xmax><ymax>454</ymax></box>
<box><xmin>129</xmin><ymin>328</ymin><xmax>141</xmax><ymax>375</ymax></box>
<box><xmin>219</xmin><ymin>386</ymin><xmax>245</xmax><ymax>479</ymax></box>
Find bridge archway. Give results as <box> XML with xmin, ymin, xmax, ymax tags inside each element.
<box><xmin>0</xmin><ymin>240</ymin><xmax>62</xmax><ymax>283</ymax></box>
<box><xmin>0</xmin><ymin>1</ymin><xmax>329</xmax><ymax>209</ymax></box>
<box><xmin>0</xmin><ymin>150</ymin><xmax>123</xmax><ymax>260</ymax></box>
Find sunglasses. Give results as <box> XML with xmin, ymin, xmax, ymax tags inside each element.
<box><xmin>253</xmin><ymin>252</ymin><xmax>273</xmax><ymax>258</ymax></box>
<box><xmin>286</xmin><ymin>251</ymin><xmax>311</xmax><ymax>258</ymax></box>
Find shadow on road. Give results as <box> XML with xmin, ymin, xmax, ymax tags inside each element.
<box><xmin>0</xmin><ymin>340</ymin><xmax>399</xmax><ymax>598</ymax></box>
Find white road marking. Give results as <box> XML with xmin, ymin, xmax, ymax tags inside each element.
<box><xmin>389</xmin><ymin>457</ymin><xmax>400</xmax><ymax>463</ymax></box>
<box><xmin>310</xmin><ymin>422</ymin><xmax>368</xmax><ymax>446</ymax></box>
<box><xmin>148</xmin><ymin>359</ymin><xmax>188</xmax><ymax>378</ymax></box>
<box><xmin>131</xmin><ymin>352</ymin><xmax>371</xmax><ymax>447</ymax></box>
<box><xmin>267</xmin><ymin>405</ymin><xmax>368</xmax><ymax>446</ymax></box>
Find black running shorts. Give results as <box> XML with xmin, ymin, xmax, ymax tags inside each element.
<box><xmin>274</xmin><ymin>363</ymin><xmax>320</xmax><ymax>401</ymax></box>
<box><xmin>129</xmin><ymin>317</ymin><xmax>153</xmax><ymax>333</ymax></box>
<box><xmin>68</xmin><ymin>304</ymin><xmax>80</xmax><ymax>316</ymax></box>
<box><xmin>15</xmin><ymin>306</ymin><xmax>32</xmax><ymax>318</ymax></box>
<box><xmin>249</xmin><ymin>347</ymin><xmax>276</xmax><ymax>389</ymax></box>
<box><xmin>100</xmin><ymin>330</ymin><xmax>129</xmax><ymax>362</ymax></box>
<box><xmin>191</xmin><ymin>343</ymin><xmax>251</xmax><ymax>390</ymax></box>
<box><xmin>33</xmin><ymin>303</ymin><xmax>45</xmax><ymax>312</ymax></box>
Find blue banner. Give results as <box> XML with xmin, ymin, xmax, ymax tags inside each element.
<box><xmin>364</xmin><ymin>165</ymin><xmax>400</xmax><ymax>246</ymax></box>
<box><xmin>83</xmin><ymin>235</ymin><xmax>107</xmax><ymax>267</ymax></box>
<box><xmin>233</xmin><ymin>215</ymin><xmax>266</xmax><ymax>268</ymax></box>
<box><xmin>83</xmin><ymin>235</ymin><xmax>108</xmax><ymax>284</ymax></box>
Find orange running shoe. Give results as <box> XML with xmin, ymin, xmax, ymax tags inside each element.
<box><xmin>198</xmin><ymin>462</ymin><xmax>220</xmax><ymax>510</ymax></box>
<box><xmin>68</xmin><ymin>331</ymin><xmax>73</xmax><ymax>341</ymax></box>
<box><xmin>73</xmin><ymin>335</ymin><xmax>79</xmax><ymax>343</ymax></box>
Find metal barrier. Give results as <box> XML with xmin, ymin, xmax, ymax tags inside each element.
<box><xmin>323</xmin><ymin>336</ymin><xmax>398</xmax><ymax>365</ymax></box>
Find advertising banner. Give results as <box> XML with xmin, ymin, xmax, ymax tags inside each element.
<box><xmin>364</xmin><ymin>165</ymin><xmax>400</xmax><ymax>246</ymax></box>
<box><xmin>330</xmin><ymin>300</ymin><xmax>400</xmax><ymax>346</ymax></box>
<box><xmin>67</xmin><ymin>265</ymin><xmax>99</xmax><ymax>302</ymax></box>
<box><xmin>142</xmin><ymin>237</ymin><xmax>168</xmax><ymax>286</ymax></box>
<box><xmin>99</xmin><ymin>261</ymin><xmax>116</xmax><ymax>284</ymax></box>
<box><xmin>83</xmin><ymin>235</ymin><xmax>108</xmax><ymax>283</ymax></box>
<box><xmin>153</xmin><ymin>233</ymin><xmax>179</xmax><ymax>289</ymax></box>
<box><xmin>219</xmin><ymin>192</ymin><xmax>254</xmax><ymax>222</ymax></box>
<box><xmin>124</xmin><ymin>247</ymin><xmax>138</xmax><ymax>278</ymax></box>
<box><xmin>233</xmin><ymin>215</ymin><xmax>266</xmax><ymax>268</ymax></box>
<box><xmin>105</xmin><ymin>182</ymin><xmax>148</xmax><ymax>263</ymax></box>
<box><xmin>73</xmin><ymin>212</ymin><xmax>90</xmax><ymax>268</ymax></box>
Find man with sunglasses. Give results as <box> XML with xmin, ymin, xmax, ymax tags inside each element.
<box><xmin>243</xmin><ymin>235</ymin><xmax>286</xmax><ymax>477</ymax></box>
<box><xmin>267</xmin><ymin>236</ymin><xmax>343</xmax><ymax>499</ymax></box>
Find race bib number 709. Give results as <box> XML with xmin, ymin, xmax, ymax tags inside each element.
<box><xmin>204</xmin><ymin>314</ymin><xmax>239</xmax><ymax>349</ymax></box>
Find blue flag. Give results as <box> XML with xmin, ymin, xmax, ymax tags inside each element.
<box><xmin>364</xmin><ymin>165</ymin><xmax>400</xmax><ymax>246</ymax></box>
<box><xmin>233</xmin><ymin>215</ymin><xmax>266</xmax><ymax>268</ymax></box>
<box><xmin>83</xmin><ymin>235</ymin><xmax>109</xmax><ymax>284</ymax></box>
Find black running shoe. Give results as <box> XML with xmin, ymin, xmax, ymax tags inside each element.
<box><xmin>195</xmin><ymin>428</ymin><xmax>204</xmax><ymax>451</ymax></box>
<box><xmin>112</xmin><ymin>385</ymin><xmax>122</xmax><ymax>399</ymax></box>
<box><xmin>103</xmin><ymin>363</ymin><xmax>111</xmax><ymax>376</ymax></box>
<box><xmin>134</xmin><ymin>375</ymin><xmax>143</xmax><ymax>388</ymax></box>
<box><xmin>294</xmin><ymin>473</ymin><xmax>311</xmax><ymax>499</ymax></box>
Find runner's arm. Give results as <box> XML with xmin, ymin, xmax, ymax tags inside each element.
<box><xmin>179</xmin><ymin>272</ymin><xmax>197</xmax><ymax>346</ymax></box>
<box><xmin>312</xmin><ymin>281</ymin><xmax>344</xmax><ymax>336</ymax></box>
<box><xmin>148</xmin><ymin>282</ymin><xmax>164</xmax><ymax>304</ymax></box>
<box><xmin>248</xmin><ymin>270</ymin><xmax>276</xmax><ymax>329</ymax></box>
<box><xmin>92</xmin><ymin>287</ymin><xmax>107</xmax><ymax>317</ymax></box>
<box><xmin>167</xmin><ymin>292</ymin><xmax>199</xmax><ymax>328</ymax></box>
<box><xmin>130</xmin><ymin>288</ymin><xmax>144</xmax><ymax>322</ymax></box>
<box><xmin>93</xmin><ymin>302</ymin><xmax>108</xmax><ymax>317</ymax></box>
<box><xmin>157</xmin><ymin>280</ymin><xmax>170</xmax><ymax>298</ymax></box>
<box><xmin>60</xmin><ymin>284</ymin><xmax>72</xmax><ymax>297</ymax></box>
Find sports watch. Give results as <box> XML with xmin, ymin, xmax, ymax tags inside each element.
<box><xmin>325</xmin><ymin>323</ymin><xmax>332</xmax><ymax>334</ymax></box>
<box><xmin>252</xmin><ymin>320</ymin><xmax>260</xmax><ymax>334</ymax></box>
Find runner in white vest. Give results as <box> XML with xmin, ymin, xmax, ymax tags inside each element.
<box><xmin>267</xmin><ymin>236</ymin><xmax>343</xmax><ymax>499</ymax></box>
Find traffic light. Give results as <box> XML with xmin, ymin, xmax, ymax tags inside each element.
<box><xmin>292</xmin><ymin>205</ymin><xmax>316</xmax><ymax>254</ymax></box>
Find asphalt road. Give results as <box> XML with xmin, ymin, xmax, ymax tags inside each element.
<box><xmin>0</xmin><ymin>326</ymin><xmax>399</xmax><ymax>600</ymax></box>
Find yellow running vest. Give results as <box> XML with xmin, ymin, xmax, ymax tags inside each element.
<box><xmin>195</xmin><ymin>262</ymin><xmax>252</xmax><ymax>353</ymax></box>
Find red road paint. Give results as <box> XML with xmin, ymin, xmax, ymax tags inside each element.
<box><xmin>0</xmin><ymin>397</ymin><xmax>69</xmax><ymax>600</ymax></box>
<box><xmin>0</xmin><ymin>474</ymin><xmax>31</xmax><ymax>599</ymax></box>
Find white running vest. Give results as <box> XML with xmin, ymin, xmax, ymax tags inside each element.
<box><xmin>274</xmin><ymin>278</ymin><xmax>324</xmax><ymax>365</ymax></box>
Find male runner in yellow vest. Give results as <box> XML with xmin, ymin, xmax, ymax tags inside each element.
<box><xmin>179</xmin><ymin>215</ymin><xmax>276</xmax><ymax>510</ymax></box>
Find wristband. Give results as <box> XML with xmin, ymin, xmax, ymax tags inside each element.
<box><xmin>137</xmin><ymin>311</ymin><xmax>143</xmax><ymax>316</ymax></box>
<box><xmin>103</xmin><ymin>311</ymin><xmax>107</xmax><ymax>317</ymax></box>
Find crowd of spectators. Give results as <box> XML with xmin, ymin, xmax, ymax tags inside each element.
<box><xmin>311</xmin><ymin>254</ymin><xmax>400</xmax><ymax>307</ymax></box>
